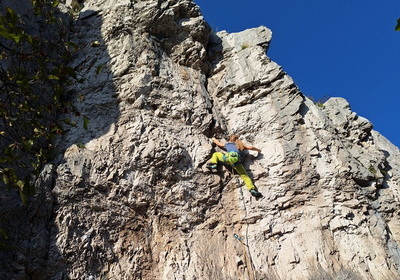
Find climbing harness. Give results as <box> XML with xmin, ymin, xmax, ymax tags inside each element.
<box><xmin>223</xmin><ymin>151</ymin><xmax>241</xmax><ymax>166</ymax></box>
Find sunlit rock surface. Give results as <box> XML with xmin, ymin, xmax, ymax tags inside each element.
<box><xmin>1</xmin><ymin>1</ymin><xmax>400</xmax><ymax>279</ymax></box>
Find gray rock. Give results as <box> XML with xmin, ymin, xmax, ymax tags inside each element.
<box><xmin>2</xmin><ymin>1</ymin><xmax>400</xmax><ymax>280</ymax></box>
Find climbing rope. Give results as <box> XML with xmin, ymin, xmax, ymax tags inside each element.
<box><xmin>210</xmin><ymin>128</ymin><xmax>258</xmax><ymax>279</ymax></box>
<box><xmin>238</xmin><ymin>185</ymin><xmax>258</xmax><ymax>280</ymax></box>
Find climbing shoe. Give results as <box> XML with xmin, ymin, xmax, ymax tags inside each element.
<box><xmin>206</xmin><ymin>163</ymin><xmax>217</xmax><ymax>170</ymax></box>
<box><xmin>250</xmin><ymin>189</ymin><xmax>262</xmax><ymax>198</ymax></box>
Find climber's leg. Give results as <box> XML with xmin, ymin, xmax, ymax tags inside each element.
<box><xmin>207</xmin><ymin>152</ymin><xmax>224</xmax><ymax>169</ymax></box>
<box><xmin>233</xmin><ymin>164</ymin><xmax>255</xmax><ymax>191</ymax></box>
<box><xmin>210</xmin><ymin>152</ymin><xmax>224</xmax><ymax>164</ymax></box>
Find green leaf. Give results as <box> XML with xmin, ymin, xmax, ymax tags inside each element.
<box><xmin>0</xmin><ymin>27</ymin><xmax>13</xmax><ymax>40</ymax></box>
<box><xmin>91</xmin><ymin>40</ymin><xmax>100</xmax><ymax>47</ymax></box>
<box><xmin>65</xmin><ymin>41</ymin><xmax>79</xmax><ymax>52</ymax></box>
<box><xmin>11</xmin><ymin>34</ymin><xmax>21</xmax><ymax>43</ymax></box>
<box><xmin>5</xmin><ymin>7</ymin><xmax>18</xmax><ymax>24</ymax></box>
<box><xmin>76</xmin><ymin>143</ymin><xmax>85</xmax><ymax>149</ymax></box>
<box><xmin>26</xmin><ymin>34</ymin><xmax>33</xmax><ymax>44</ymax></box>
<box><xmin>19</xmin><ymin>189</ymin><xmax>27</xmax><ymax>205</ymax></box>
<box><xmin>1</xmin><ymin>168</ymin><xmax>16</xmax><ymax>186</ymax></box>
<box><xmin>83</xmin><ymin>116</ymin><xmax>89</xmax><ymax>130</ymax></box>
<box><xmin>22</xmin><ymin>139</ymin><xmax>34</xmax><ymax>151</ymax></box>
<box><xmin>96</xmin><ymin>64</ymin><xmax>105</xmax><ymax>75</ymax></box>
<box><xmin>16</xmin><ymin>180</ymin><xmax>24</xmax><ymax>190</ymax></box>
<box><xmin>63</xmin><ymin>118</ymin><xmax>77</xmax><ymax>126</ymax></box>
<box><xmin>0</xmin><ymin>228</ymin><xmax>8</xmax><ymax>240</ymax></box>
<box><xmin>2</xmin><ymin>173</ymin><xmax>10</xmax><ymax>185</ymax></box>
<box><xmin>0</xmin><ymin>26</ymin><xmax>20</xmax><ymax>43</ymax></box>
<box><xmin>396</xmin><ymin>18</ymin><xmax>400</xmax><ymax>31</ymax></box>
<box><xmin>48</xmin><ymin>74</ymin><xmax>60</xmax><ymax>80</ymax></box>
<box><xmin>64</xmin><ymin>66</ymin><xmax>77</xmax><ymax>79</ymax></box>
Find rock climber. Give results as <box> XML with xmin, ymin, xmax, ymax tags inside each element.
<box><xmin>207</xmin><ymin>134</ymin><xmax>263</xmax><ymax>198</ymax></box>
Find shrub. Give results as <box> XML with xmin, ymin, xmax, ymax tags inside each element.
<box><xmin>0</xmin><ymin>1</ymin><xmax>80</xmax><ymax>203</ymax></box>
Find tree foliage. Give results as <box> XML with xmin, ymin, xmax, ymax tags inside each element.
<box><xmin>0</xmin><ymin>0</ymin><xmax>79</xmax><ymax>203</ymax></box>
<box><xmin>396</xmin><ymin>18</ymin><xmax>400</xmax><ymax>31</ymax></box>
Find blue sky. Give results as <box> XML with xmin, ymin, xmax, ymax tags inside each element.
<box><xmin>194</xmin><ymin>0</ymin><xmax>400</xmax><ymax>147</ymax></box>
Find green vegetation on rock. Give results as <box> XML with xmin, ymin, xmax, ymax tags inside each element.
<box><xmin>0</xmin><ymin>0</ymin><xmax>80</xmax><ymax>203</ymax></box>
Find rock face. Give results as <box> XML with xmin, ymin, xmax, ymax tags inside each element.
<box><xmin>2</xmin><ymin>0</ymin><xmax>400</xmax><ymax>279</ymax></box>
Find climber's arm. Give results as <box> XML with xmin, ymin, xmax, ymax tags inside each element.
<box><xmin>244</xmin><ymin>144</ymin><xmax>261</xmax><ymax>153</ymax></box>
<box><xmin>211</xmin><ymin>138</ymin><xmax>225</xmax><ymax>148</ymax></box>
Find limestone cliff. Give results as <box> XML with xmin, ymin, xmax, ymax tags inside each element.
<box><xmin>1</xmin><ymin>0</ymin><xmax>400</xmax><ymax>279</ymax></box>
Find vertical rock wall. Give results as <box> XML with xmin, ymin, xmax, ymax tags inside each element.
<box><xmin>206</xmin><ymin>25</ymin><xmax>400</xmax><ymax>280</ymax></box>
<box><xmin>1</xmin><ymin>0</ymin><xmax>400</xmax><ymax>279</ymax></box>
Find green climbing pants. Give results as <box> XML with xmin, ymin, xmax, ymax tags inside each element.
<box><xmin>210</xmin><ymin>152</ymin><xmax>255</xmax><ymax>191</ymax></box>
